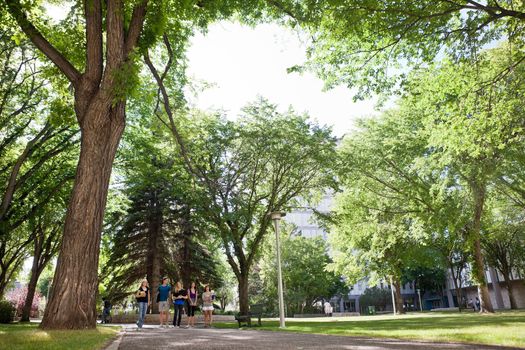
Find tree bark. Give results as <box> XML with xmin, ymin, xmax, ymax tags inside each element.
<box><xmin>41</xmin><ymin>105</ymin><xmax>124</xmax><ymax>329</ymax></box>
<box><xmin>146</xmin><ymin>189</ymin><xmax>162</xmax><ymax>314</ymax></box>
<box><xmin>470</xmin><ymin>181</ymin><xmax>494</xmax><ymax>313</ymax></box>
<box><xmin>392</xmin><ymin>278</ymin><xmax>405</xmax><ymax>314</ymax></box>
<box><xmin>449</xmin><ymin>262</ymin><xmax>464</xmax><ymax>310</ymax></box>
<box><xmin>7</xmin><ymin>0</ymin><xmax>149</xmax><ymax>330</ymax></box>
<box><xmin>238</xmin><ymin>272</ymin><xmax>250</xmax><ymax>315</ymax></box>
<box><xmin>501</xmin><ymin>269</ymin><xmax>518</xmax><ymax>309</ymax></box>
<box><xmin>21</xmin><ymin>236</ymin><xmax>43</xmax><ymax>322</ymax></box>
<box><xmin>180</xmin><ymin>207</ymin><xmax>192</xmax><ymax>288</ymax></box>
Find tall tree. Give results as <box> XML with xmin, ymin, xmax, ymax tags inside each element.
<box><xmin>259</xmin><ymin>229</ymin><xmax>347</xmax><ymax>316</ymax></box>
<box><xmin>3</xmin><ymin>0</ymin><xmax>291</xmax><ymax>328</ymax></box>
<box><xmin>21</xmin><ymin>205</ymin><xmax>64</xmax><ymax>322</ymax></box>
<box><xmin>401</xmin><ymin>48</ymin><xmax>525</xmax><ymax>312</ymax></box>
<box><xmin>102</xmin><ymin>120</ymin><xmax>221</xmax><ymax>312</ymax></box>
<box><xmin>331</xmin><ymin>46</ymin><xmax>525</xmax><ymax>313</ymax></box>
<box><xmin>482</xmin><ymin>202</ymin><xmax>525</xmax><ymax>309</ymax></box>
<box><xmin>3</xmin><ymin>0</ymin><xmax>157</xmax><ymax>328</ymax></box>
<box><xmin>144</xmin><ymin>83</ymin><xmax>337</xmax><ymax>313</ymax></box>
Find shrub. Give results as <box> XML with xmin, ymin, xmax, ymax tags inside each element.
<box><xmin>0</xmin><ymin>300</ymin><xmax>15</xmax><ymax>323</ymax></box>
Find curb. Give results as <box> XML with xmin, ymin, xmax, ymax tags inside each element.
<box><xmin>103</xmin><ymin>329</ymin><xmax>125</xmax><ymax>350</ymax></box>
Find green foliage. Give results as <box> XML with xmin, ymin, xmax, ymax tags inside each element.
<box><xmin>0</xmin><ymin>23</ymin><xmax>76</xmax><ymax>296</ymax></box>
<box><xmin>358</xmin><ymin>287</ymin><xmax>392</xmax><ymax>312</ymax></box>
<box><xmin>297</xmin><ymin>1</ymin><xmax>525</xmax><ymax>99</ymax></box>
<box><xmin>0</xmin><ymin>300</ymin><xmax>15</xmax><ymax>324</ymax></box>
<box><xmin>329</xmin><ymin>44</ymin><xmax>525</xmax><ymax>300</ymax></box>
<box><xmin>168</xmin><ymin>98</ymin><xmax>337</xmax><ymax>312</ymax></box>
<box><xmin>101</xmin><ymin>111</ymin><xmax>224</xmax><ymax>301</ymax></box>
<box><xmin>259</xmin><ymin>230</ymin><xmax>347</xmax><ymax>316</ymax></box>
<box><xmin>402</xmin><ymin>266</ymin><xmax>446</xmax><ymax>295</ymax></box>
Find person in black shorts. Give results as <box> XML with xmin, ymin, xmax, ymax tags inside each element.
<box><xmin>186</xmin><ymin>281</ymin><xmax>198</xmax><ymax>328</ymax></box>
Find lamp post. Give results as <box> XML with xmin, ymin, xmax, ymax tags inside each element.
<box><xmin>417</xmin><ymin>288</ymin><xmax>423</xmax><ymax>312</ymax></box>
<box><xmin>390</xmin><ymin>276</ymin><xmax>397</xmax><ymax>315</ymax></box>
<box><xmin>269</xmin><ymin>211</ymin><xmax>286</xmax><ymax>328</ymax></box>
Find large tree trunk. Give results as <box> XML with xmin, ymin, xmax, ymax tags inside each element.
<box><xmin>392</xmin><ymin>278</ymin><xmax>405</xmax><ymax>314</ymax></box>
<box><xmin>501</xmin><ymin>269</ymin><xmax>518</xmax><ymax>309</ymax></box>
<box><xmin>180</xmin><ymin>208</ymin><xmax>192</xmax><ymax>288</ymax></box>
<box><xmin>238</xmin><ymin>272</ymin><xmax>249</xmax><ymax>315</ymax></box>
<box><xmin>41</xmin><ymin>105</ymin><xmax>124</xmax><ymax>329</ymax></box>
<box><xmin>146</xmin><ymin>190</ymin><xmax>162</xmax><ymax>314</ymax></box>
<box><xmin>21</xmin><ymin>238</ymin><xmax>43</xmax><ymax>322</ymax></box>
<box><xmin>21</xmin><ymin>263</ymin><xmax>40</xmax><ymax>322</ymax></box>
<box><xmin>473</xmin><ymin>237</ymin><xmax>494</xmax><ymax>313</ymax></box>
<box><xmin>148</xmin><ymin>257</ymin><xmax>160</xmax><ymax>314</ymax></box>
<box><xmin>449</xmin><ymin>262</ymin><xmax>463</xmax><ymax>310</ymax></box>
<box><xmin>470</xmin><ymin>182</ymin><xmax>494</xmax><ymax>313</ymax></box>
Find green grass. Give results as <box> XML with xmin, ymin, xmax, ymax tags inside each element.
<box><xmin>215</xmin><ymin>310</ymin><xmax>525</xmax><ymax>348</ymax></box>
<box><xmin>0</xmin><ymin>323</ymin><xmax>120</xmax><ymax>350</ymax></box>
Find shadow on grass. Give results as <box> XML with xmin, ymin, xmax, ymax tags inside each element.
<box><xmin>250</xmin><ymin>313</ymin><xmax>525</xmax><ymax>332</ymax></box>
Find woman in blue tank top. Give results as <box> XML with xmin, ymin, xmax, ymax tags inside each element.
<box><xmin>172</xmin><ymin>281</ymin><xmax>187</xmax><ymax>328</ymax></box>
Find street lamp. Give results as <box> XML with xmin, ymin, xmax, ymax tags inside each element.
<box><xmin>389</xmin><ymin>276</ymin><xmax>397</xmax><ymax>315</ymax></box>
<box><xmin>417</xmin><ymin>289</ymin><xmax>423</xmax><ymax>312</ymax></box>
<box><xmin>269</xmin><ymin>211</ymin><xmax>286</xmax><ymax>328</ymax></box>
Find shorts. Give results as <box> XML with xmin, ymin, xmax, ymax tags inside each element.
<box><xmin>202</xmin><ymin>305</ymin><xmax>214</xmax><ymax>311</ymax></box>
<box><xmin>187</xmin><ymin>305</ymin><xmax>197</xmax><ymax>317</ymax></box>
<box><xmin>158</xmin><ymin>301</ymin><xmax>169</xmax><ymax>312</ymax></box>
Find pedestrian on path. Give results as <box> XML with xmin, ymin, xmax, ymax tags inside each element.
<box><xmin>187</xmin><ymin>281</ymin><xmax>198</xmax><ymax>328</ymax></box>
<box><xmin>102</xmin><ymin>297</ymin><xmax>112</xmax><ymax>324</ymax></box>
<box><xmin>158</xmin><ymin>277</ymin><xmax>171</xmax><ymax>328</ymax></box>
<box><xmin>202</xmin><ymin>285</ymin><xmax>214</xmax><ymax>327</ymax></box>
<box><xmin>324</xmin><ymin>302</ymin><xmax>333</xmax><ymax>317</ymax></box>
<box><xmin>135</xmin><ymin>279</ymin><xmax>151</xmax><ymax>329</ymax></box>
<box><xmin>172</xmin><ymin>281</ymin><xmax>187</xmax><ymax>328</ymax></box>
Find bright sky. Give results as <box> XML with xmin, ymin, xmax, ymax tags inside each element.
<box><xmin>186</xmin><ymin>22</ymin><xmax>378</xmax><ymax>136</ymax></box>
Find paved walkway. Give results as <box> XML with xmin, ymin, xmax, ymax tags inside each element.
<box><xmin>114</xmin><ymin>325</ymin><xmax>521</xmax><ymax>350</ymax></box>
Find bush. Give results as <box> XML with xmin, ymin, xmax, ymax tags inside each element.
<box><xmin>0</xmin><ymin>300</ymin><xmax>15</xmax><ymax>323</ymax></box>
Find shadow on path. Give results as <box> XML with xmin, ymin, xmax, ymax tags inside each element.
<box><xmin>115</xmin><ymin>325</ymin><xmax>522</xmax><ymax>350</ymax></box>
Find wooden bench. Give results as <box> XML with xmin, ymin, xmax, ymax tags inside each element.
<box><xmin>235</xmin><ymin>304</ymin><xmax>264</xmax><ymax>327</ymax></box>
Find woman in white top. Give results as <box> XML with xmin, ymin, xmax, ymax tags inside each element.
<box><xmin>201</xmin><ymin>285</ymin><xmax>214</xmax><ymax>327</ymax></box>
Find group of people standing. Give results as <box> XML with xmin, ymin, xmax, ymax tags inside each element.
<box><xmin>135</xmin><ymin>277</ymin><xmax>215</xmax><ymax>329</ymax></box>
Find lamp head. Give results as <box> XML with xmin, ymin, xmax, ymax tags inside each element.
<box><xmin>268</xmin><ymin>211</ymin><xmax>286</xmax><ymax>220</ymax></box>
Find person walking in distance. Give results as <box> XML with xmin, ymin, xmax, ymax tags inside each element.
<box><xmin>135</xmin><ymin>279</ymin><xmax>151</xmax><ymax>329</ymax></box>
<box><xmin>158</xmin><ymin>277</ymin><xmax>171</xmax><ymax>328</ymax></box>
<box><xmin>187</xmin><ymin>281</ymin><xmax>198</xmax><ymax>328</ymax></box>
<box><xmin>202</xmin><ymin>285</ymin><xmax>214</xmax><ymax>327</ymax></box>
<box><xmin>102</xmin><ymin>297</ymin><xmax>112</xmax><ymax>324</ymax></box>
<box><xmin>172</xmin><ymin>281</ymin><xmax>187</xmax><ymax>328</ymax></box>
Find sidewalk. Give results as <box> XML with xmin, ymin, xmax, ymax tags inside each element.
<box><xmin>112</xmin><ymin>324</ymin><xmax>522</xmax><ymax>350</ymax></box>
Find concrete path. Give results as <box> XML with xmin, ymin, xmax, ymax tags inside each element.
<box><xmin>114</xmin><ymin>325</ymin><xmax>521</xmax><ymax>350</ymax></box>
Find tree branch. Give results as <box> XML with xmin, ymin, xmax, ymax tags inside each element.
<box><xmin>5</xmin><ymin>0</ymin><xmax>81</xmax><ymax>85</ymax></box>
<box><xmin>125</xmin><ymin>0</ymin><xmax>149</xmax><ymax>56</ymax></box>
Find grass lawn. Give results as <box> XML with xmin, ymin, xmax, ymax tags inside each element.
<box><xmin>215</xmin><ymin>310</ymin><xmax>525</xmax><ymax>348</ymax></box>
<box><xmin>0</xmin><ymin>323</ymin><xmax>120</xmax><ymax>350</ymax></box>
